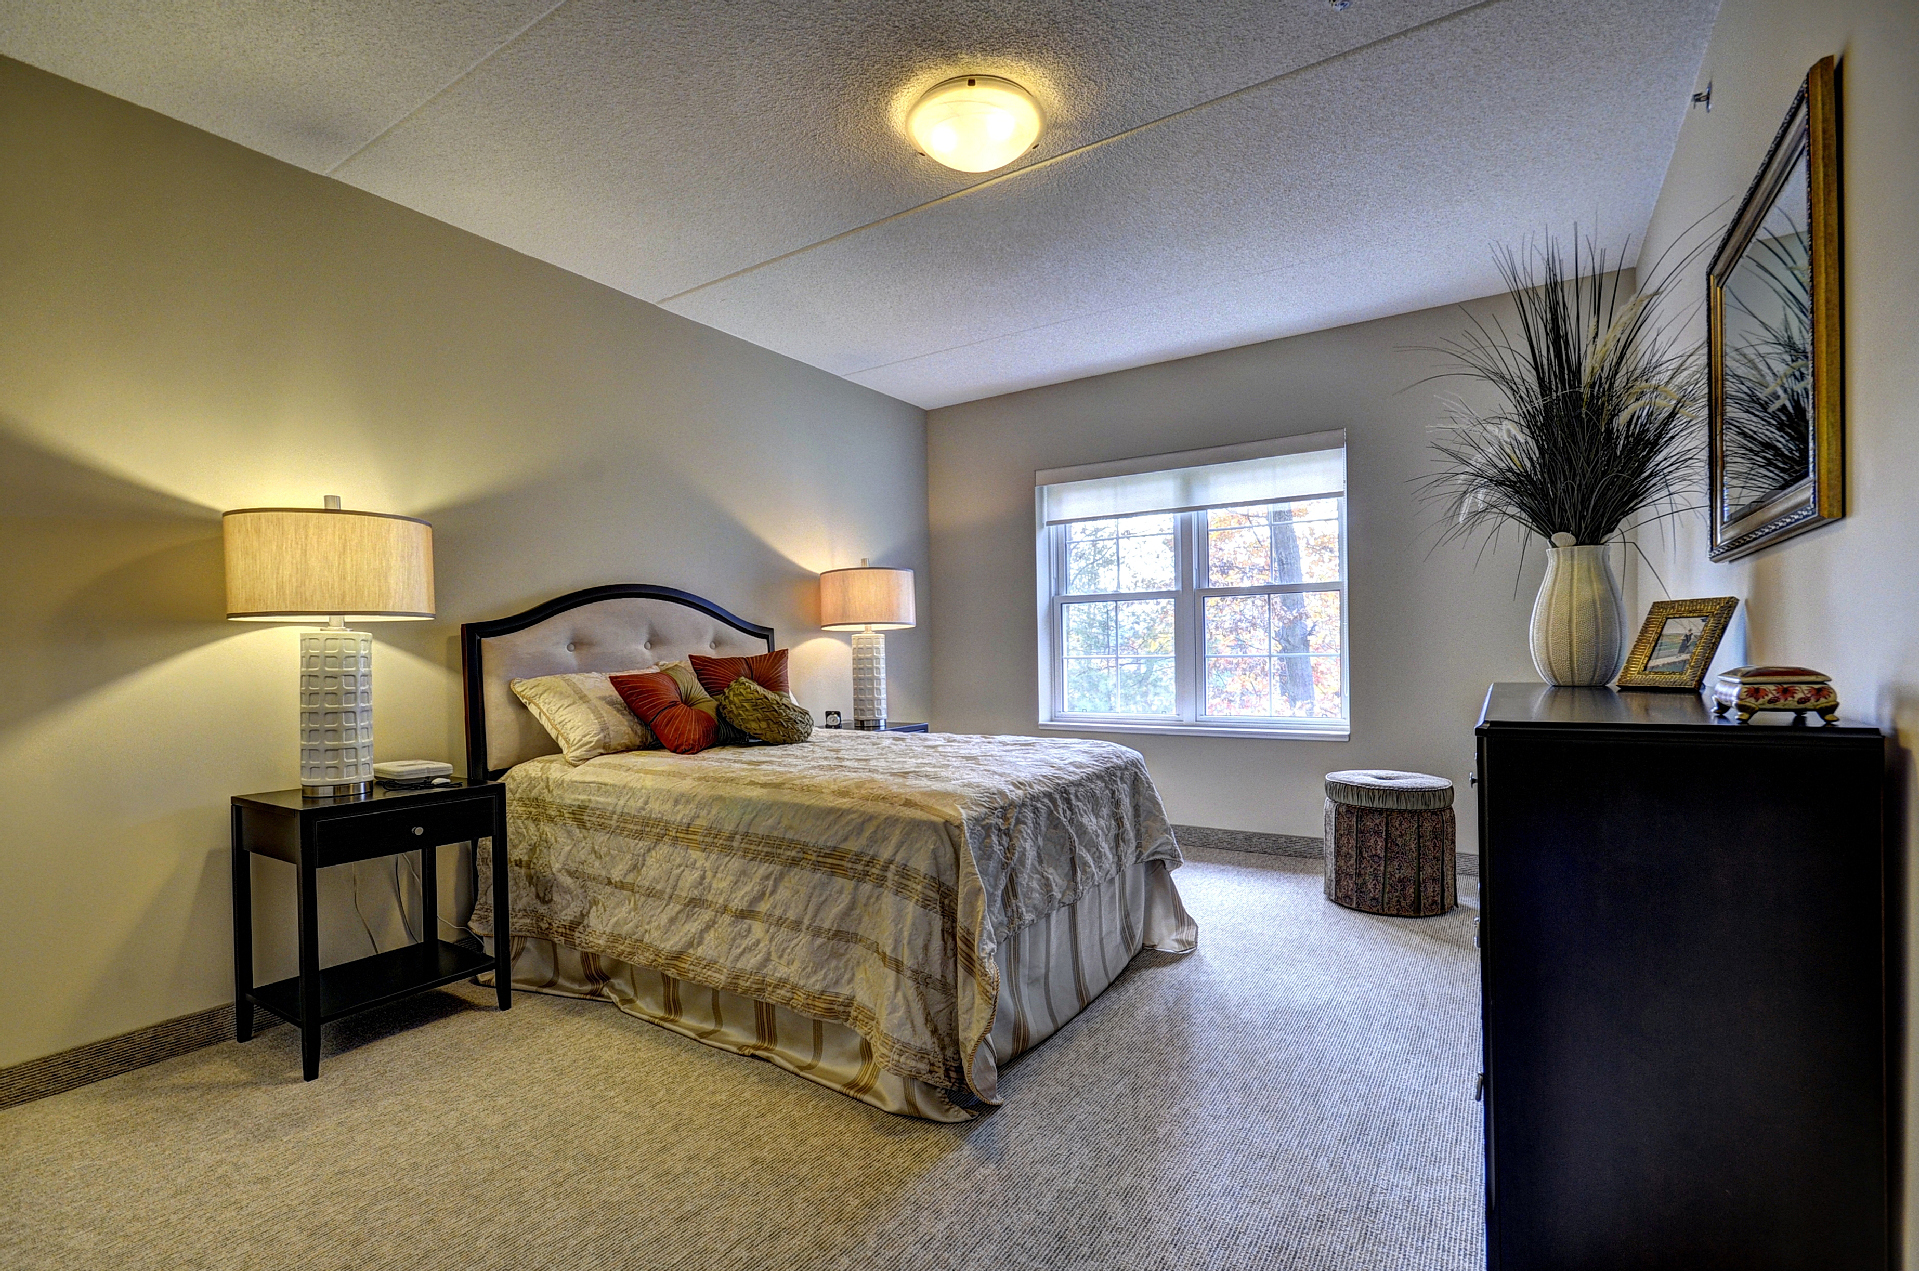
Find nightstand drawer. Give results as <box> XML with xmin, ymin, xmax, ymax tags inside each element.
<box><xmin>315</xmin><ymin>796</ymin><xmax>496</xmax><ymax>867</ymax></box>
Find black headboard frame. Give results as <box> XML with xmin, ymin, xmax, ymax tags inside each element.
<box><xmin>460</xmin><ymin>584</ymin><xmax>775</xmax><ymax>781</ymax></box>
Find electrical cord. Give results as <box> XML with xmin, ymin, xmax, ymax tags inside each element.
<box><xmin>350</xmin><ymin>863</ymin><xmax>380</xmax><ymax>954</ymax></box>
<box><xmin>399</xmin><ymin>849</ymin><xmax>473</xmax><ymax>940</ymax></box>
<box><xmin>393</xmin><ymin>856</ymin><xmax>420</xmax><ymax>944</ymax></box>
<box><xmin>358</xmin><ymin>849</ymin><xmax>475</xmax><ymax>954</ymax></box>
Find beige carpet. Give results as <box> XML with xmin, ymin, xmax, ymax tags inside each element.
<box><xmin>0</xmin><ymin>850</ymin><xmax>1482</xmax><ymax>1271</ymax></box>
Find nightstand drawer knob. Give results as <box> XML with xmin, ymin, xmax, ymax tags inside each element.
<box><xmin>411</xmin><ymin>826</ymin><xmax>425</xmax><ymax>836</ymax></box>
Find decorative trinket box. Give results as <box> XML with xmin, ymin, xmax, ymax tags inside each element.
<box><xmin>1711</xmin><ymin>665</ymin><xmax>1840</xmax><ymax>723</ymax></box>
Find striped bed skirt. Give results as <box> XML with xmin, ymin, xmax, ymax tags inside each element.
<box><xmin>499</xmin><ymin>857</ymin><xmax>1194</xmax><ymax>1121</ymax></box>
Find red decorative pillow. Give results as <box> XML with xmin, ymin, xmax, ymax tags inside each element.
<box><xmin>610</xmin><ymin>670</ymin><xmax>718</xmax><ymax>755</ymax></box>
<box><xmin>690</xmin><ymin>648</ymin><xmax>792</xmax><ymax>699</ymax></box>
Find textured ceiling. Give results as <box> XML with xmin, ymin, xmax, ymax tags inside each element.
<box><xmin>1</xmin><ymin>0</ymin><xmax>1718</xmax><ymax>408</ymax></box>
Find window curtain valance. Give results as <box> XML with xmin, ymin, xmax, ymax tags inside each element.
<box><xmin>1036</xmin><ymin>430</ymin><xmax>1346</xmax><ymax>526</ymax></box>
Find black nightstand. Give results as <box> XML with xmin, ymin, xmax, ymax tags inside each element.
<box><xmin>833</xmin><ymin>721</ymin><xmax>930</xmax><ymax>732</ymax></box>
<box><xmin>230</xmin><ymin>780</ymin><xmax>510</xmax><ymax>1080</ymax></box>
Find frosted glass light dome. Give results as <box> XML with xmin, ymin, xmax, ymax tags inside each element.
<box><xmin>907</xmin><ymin>76</ymin><xmax>1043</xmax><ymax>173</ymax></box>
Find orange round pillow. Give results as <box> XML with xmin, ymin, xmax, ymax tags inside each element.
<box><xmin>689</xmin><ymin>648</ymin><xmax>793</xmax><ymax>700</ymax></box>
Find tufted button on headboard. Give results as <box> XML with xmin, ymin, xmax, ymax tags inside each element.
<box><xmin>461</xmin><ymin>585</ymin><xmax>775</xmax><ymax>779</ymax></box>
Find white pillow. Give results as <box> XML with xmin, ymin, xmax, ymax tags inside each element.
<box><xmin>510</xmin><ymin>669</ymin><xmax>659</xmax><ymax>764</ymax></box>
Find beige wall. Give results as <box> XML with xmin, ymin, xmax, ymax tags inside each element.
<box><xmin>0</xmin><ymin>57</ymin><xmax>929</xmax><ymax>1068</ymax></box>
<box><xmin>925</xmin><ymin>293</ymin><xmax>1581</xmax><ymax>847</ymax></box>
<box><xmin>1632</xmin><ymin>0</ymin><xmax>1919</xmax><ymax>1251</ymax></box>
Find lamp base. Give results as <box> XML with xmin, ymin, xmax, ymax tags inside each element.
<box><xmin>300</xmin><ymin>628</ymin><xmax>374</xmax><ymax>792</ymax></box>
<box><xmin>851</xmin><ymin>631</ymin><xmax>887</xmax><ymax>729</ymax></box>
<box><xmin>302</xmin><ymin>780</ymin><xmax>373</xmax><ymax>798</ymax></box>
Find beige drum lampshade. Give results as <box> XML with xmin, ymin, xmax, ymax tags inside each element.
<box><xmin>819</xmin><ymin>564</ymin><xmax>915</xmax><ymax>630</ymax></box>
<box><xmin>224</xmin><ymin>507</ymin><xmax>435</xmax><ymax>620</ymax></box>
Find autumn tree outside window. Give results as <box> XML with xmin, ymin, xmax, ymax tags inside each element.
<box><xmin>1035</xmin><ymin>433</ymin><xmax>1349</xmax><ymax>741</ymax></box>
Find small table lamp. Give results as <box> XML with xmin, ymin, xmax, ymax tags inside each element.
<box><xmin>224</xmin><ymin>496</ymin><xmax>435</xmax><ymax>796</ymax></box>
<box><xmin>819</xmin><ymin>560</ymin><xmax>915</xmax><ymax>729</ymax></box>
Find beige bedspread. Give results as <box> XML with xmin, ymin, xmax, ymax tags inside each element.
<box><xmin>470</xmin><ymin>729</ymin><xmax>1194</xmax><ymax>1104</ymax></box>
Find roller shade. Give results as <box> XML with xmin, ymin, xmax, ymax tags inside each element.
<box><xmin>1037</xmin><ymin>430</ymin><xmax>1345</xmax><ymax>525</ymax></box>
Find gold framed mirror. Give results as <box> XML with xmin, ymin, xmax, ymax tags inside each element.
<box><xmin>1707</xmin><ymin>55</ymin><xmax>1842</xmax><ymax>561</ymax></box>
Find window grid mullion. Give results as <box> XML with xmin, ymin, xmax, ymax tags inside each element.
<box><xmin>1059</xmin><ymin>522</ymin><xmax>1074</xmax><ymax>721</ymax></box>
<box><xmin>1057</xmin><ymin>589</ymin><xmax>1180</xmax><ymax>602</ymax></box>
<box><xmin>1179</xmin><ymin>512</ymin><xmax>1199</xmax><ymax>723</ymax></box>
<box><xmin>1195</xmin><ymin>582</ymin><xmax>1344</xmax><ymax>598</ymax></box>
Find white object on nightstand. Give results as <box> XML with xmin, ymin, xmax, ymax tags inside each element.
<box><xmin>819</xmin><ymin>559</ymin><xmax>916</xmax><ymax>730</ymax></box>
<box><xmin>300</xmin><ymin>627</ymin><xmax>373</xmax><ymax>787</ymax></box>
<box><xmin>224</xmin><ymin>495</ymin><xmax>435</xmax><ymax>797</ymax></box>
<box><xmin>373</xmin><ymin>760</ymin><xmax>454</xmax><ymax>783</ymax></box>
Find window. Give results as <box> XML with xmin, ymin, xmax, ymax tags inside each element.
<box><xmin>1036</xmin><ymin>432</ymin><xmax>1348</xmax><ymax>739</ymax></box>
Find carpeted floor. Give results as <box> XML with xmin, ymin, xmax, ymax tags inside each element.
<box><xmin>0</xmin><ymin>850</ymin><xmax>1483</xmax><ymax>1271</ymax></box>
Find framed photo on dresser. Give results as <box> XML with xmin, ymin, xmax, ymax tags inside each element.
<box><xmin>1618</xmin><ymin>597</ymin><xmax>1739</xmax><ymax>691</ymax></box>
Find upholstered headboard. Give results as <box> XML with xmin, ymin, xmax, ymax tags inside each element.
<box><xmin>461</xmin><ymin>584</ymin><xmax>774</xmax><ymax>780</ymax></box>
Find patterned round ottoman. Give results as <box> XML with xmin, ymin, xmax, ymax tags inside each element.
<box><xmin>1323</xmin><ymin>769</ymin><xmax>1456</xmax><ymax>917</ymax></box>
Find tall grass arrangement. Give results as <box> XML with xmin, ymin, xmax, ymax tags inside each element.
<box><xmin>1419</xmin><ymin>236</ymin><xmax>1706</xmax><ymax>552</ymax></box>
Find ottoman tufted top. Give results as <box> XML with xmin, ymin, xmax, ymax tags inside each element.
<box><xmin>1325</xmin><ymin>769</ymin><xmax>1455</xmax><ymax>811</ymax></box>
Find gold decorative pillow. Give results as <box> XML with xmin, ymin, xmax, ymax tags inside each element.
<box><xmin>652</xmin><ymin>660</ymin><xmax>711</xmax><ymax>704</ymax></box>
<box><xmin>510</xmin><ymin>669</ymin><xmax>659</xmax><ymax>763</ymax></box>
<box><xmin>717</xmin><ymin>676</ymin><xmax>815</xmax><ymax>744</ymax></box>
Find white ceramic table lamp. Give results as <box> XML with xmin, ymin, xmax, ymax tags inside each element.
<box><xmin>819</xmin><ymin>561</ymin><xmax>915</xmax><ymax>729</ymax></box>
<box><xmin>224</xmin><ymin>496</ymin><xmax>435</xmax><ymax>796</ymax></box>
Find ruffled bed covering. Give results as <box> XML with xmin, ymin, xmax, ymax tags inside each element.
<box><xmin>473</xmin><ymin>730</ymin><xmax>1197</xmax><ymax>1117</ymax></box>
<box><xmin>500</xmin><ymin>856</ymin><xmax>1193</xmax><ymax>1120</ymax></box>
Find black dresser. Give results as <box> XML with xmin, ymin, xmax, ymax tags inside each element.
<box><xmin>1474</xmin><ymin>684</ymin><xmax>1886</xmax><ymax>1270</ymax></box>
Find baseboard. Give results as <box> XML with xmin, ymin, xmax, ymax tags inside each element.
<box><xmin>0</xmin><ymin>1005</ymin><xmax>281</xmax><ymax>1112</ymax></box>
<box><xmin>1173</xmin><ymin>823</ymin><xmax>1478</xmax><ymax>877</ymax></box>
<box><xmin>1173</xmin><ymin>824</ymin><xmax>1322</xmax><ymax>858</ymax></box>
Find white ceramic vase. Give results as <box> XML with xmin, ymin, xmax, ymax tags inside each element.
<box><xmin>1529</xmin><ymin>532</ymin><xmax>1626</xmax><ymax>686</ymax></box>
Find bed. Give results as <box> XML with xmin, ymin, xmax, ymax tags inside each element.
<box><xmin>462</xmin><ymin>584</ymin><xmax>1196</xmax><ymax>1120</ymax></box>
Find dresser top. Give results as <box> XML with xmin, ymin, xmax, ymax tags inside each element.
<box><xmin>1477</xmin><ymin>683</ymin><xmax>1881</xmax><ymax>738</ymax></box>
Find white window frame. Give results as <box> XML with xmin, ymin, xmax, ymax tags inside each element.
<box><xmin>1035</xmin><ymin>436</ymin><xmax>1350</xmax><ymax>742</ymax></box>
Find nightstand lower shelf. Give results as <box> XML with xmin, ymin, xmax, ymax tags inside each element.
<box><xmin>250</xmin><ymin>939</ymin><xmax>492</xmax><ymax>1027</ymax></box>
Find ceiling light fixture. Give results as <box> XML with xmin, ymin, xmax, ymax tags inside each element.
<box><xmin>907</xmin><ymin>75</ymin><xmax>1042</xmax><ymax>173</ymax></box>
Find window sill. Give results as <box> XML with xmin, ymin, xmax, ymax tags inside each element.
<box><xmin>1038</xmin><ymin>719</ymin><xmax>1349</xmax><ymax>742</ymax></box>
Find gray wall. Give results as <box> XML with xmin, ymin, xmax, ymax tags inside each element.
<box><xmin>0</xmin><ymin>57</ymin><xmax>929</xmax><ymax>1068</ymax></box>
<box><xmin>926</xmin><ymin>294</ymin><xmax>1580</xmax><ymax>845</ymax></box>
<box><xmin>1631</xmin><ymin>0</ymin><xmax>1919</xmax><ymax>1250</ymax></box>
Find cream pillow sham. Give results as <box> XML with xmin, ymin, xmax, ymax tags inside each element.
<box><xmin>510</xmin><ymin>668</ymin><xmax>660</xmax><ymax>764</ymax></box>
